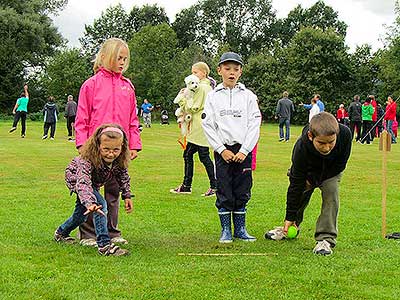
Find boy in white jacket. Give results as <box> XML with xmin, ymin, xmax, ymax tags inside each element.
<box><xmin>202</xmin><ymin>52</ymin><xmax>262</xmax><ymax>243</ymax></box>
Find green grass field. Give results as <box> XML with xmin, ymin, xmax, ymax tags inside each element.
<box><xmin>0</xmin><ymin>120</ymin><xmax>399</xmax><ymax>300</ymax></box>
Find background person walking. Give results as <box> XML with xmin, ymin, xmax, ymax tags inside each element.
<box><xmin>275</xmin><ymin>91</ymin><xmax>294</xmax><ymax>142</ymax></box>
<box><xmin>9</xmin><ymin>84</ymin><xmax>29</xmax><ymax>138</ymax></box>
<box><xmin>65</xmin><ymin>95</ymin><xmax>77</xmax><ymax>141</ymax></box>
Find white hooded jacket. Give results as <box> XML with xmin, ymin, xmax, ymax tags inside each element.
<box><xmin>202</xmin><ymin>83</ymin><xmax>261</xmax><ymax>155</ymax></box>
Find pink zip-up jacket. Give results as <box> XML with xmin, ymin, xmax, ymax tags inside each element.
<box><xmin>75</xmin><ymin>67</ymin><xmax>142</xmax><ymax>151</ymax></box>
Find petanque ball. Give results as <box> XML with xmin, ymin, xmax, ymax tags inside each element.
<box><xmin>287</xmin><ymin>226</ymin><xmax>297</xmax><ymax>239</ymax></box>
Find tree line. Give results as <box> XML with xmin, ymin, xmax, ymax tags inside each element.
<box><xmin>1</xmin><ymin>0</ymin><xmax>399</xmax><ymax>123</ymax></box>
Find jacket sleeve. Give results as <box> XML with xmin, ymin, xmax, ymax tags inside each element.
<box><xmin>115</xmin><ymin>167</ymin><xmax>132</xmax><ymax>200</ymax></box>
<box><xmin>128</xmin><ymin>86</ymin><xmax>142</xmax><ymax>151</ymax></box>
<box><xmin>303</xmin><ymin>104</ymin><xmax>312</xmax><ymax>110</ymax></box>
<box><xmin>285</xmin><ymin>143</ymin><xmax>308</xmax><ymax>221</ymax></box>
<box><xmin>239</xmin><ymin>95</ymin><xmax>262</xmax><ymax>155</ymax></box>
<box><xmin>202</xmin><ymin>93</ymin><xmax>226</xmax><ymax>154</ymax></box>
<box><xmin>75</xmin><ymin>80</ymin><xmax>93</xmax><ymax>148</ymax></box>
<box><xmin>75</xmin><ymin>160</ymin><xmax>97</xmax><ymax>208</ymax></box>
<box><xmin>276</xmin><ymin>100</ymin><xmax>281</xmax><ymax>116</ymax></box>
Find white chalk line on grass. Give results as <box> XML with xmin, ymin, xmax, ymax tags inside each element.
<box><xmin>177</xmin><ymin>253</ymin><xmax>278</xmax><ymax>256</ymax></box>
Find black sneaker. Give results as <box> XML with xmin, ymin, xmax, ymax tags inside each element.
<box><xmin>169</xmin><ymin>184</ymin><xmax>192</xmax><ymax>194</ymax></box>
<box><xmin>9</xmin><ymin>127</ymin><xmax>16</xmax><ymax>133</ymax></box>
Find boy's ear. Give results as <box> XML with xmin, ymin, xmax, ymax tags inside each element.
<box><xmin>307</xmin><ymin>131</ymin><xmax>314</xmax><ymax>141</ymax></box>
<box><xmin>217</xmin><ymin>66</ymin><xmax>222</xmax><ymax>75</ymax></box>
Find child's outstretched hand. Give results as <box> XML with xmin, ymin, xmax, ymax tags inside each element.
<box><xmin>84</xmin><ymin>204</ymin><xmax>105</xmax><ymax>216</ymax></box>
<box><xmin>221</xmin><ymin>149</ymin><xmax>235</xmax><ymax>163</ymax></box>
<box><xmin>124</xmin><ymin>198</ymin><xmax>133</xmax><ymax>213</ymax></box>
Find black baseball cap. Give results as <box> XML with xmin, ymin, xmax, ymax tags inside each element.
<box><xmin>218</xmin><ymin>52</ymin><xmax>243</xmax><ymax>66</ymax></box>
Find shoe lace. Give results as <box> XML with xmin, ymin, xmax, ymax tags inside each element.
<box><xmin>316</xmin><ymin>240</ymin><xmax>331</xmax><ymax>252</ymax></box>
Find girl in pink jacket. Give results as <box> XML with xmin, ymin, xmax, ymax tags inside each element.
<box><xmin>74</xmin><ymin>38</ymin><xmax>142</xmax><ymax>246</ymax></box>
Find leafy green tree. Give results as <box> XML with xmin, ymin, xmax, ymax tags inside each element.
<box><xmin>278</xmin><ymin>1</ymin><xmax>347</xmax><ymax>46</ymax></box>
<box><xmin>79</xmin><ymin>4</ymin><xmax>131</xmax><ymax>57</ymax></box>
<box><xmin>0</xmin><ymin>0</ymin><xmax>64</xmax><ymax>112</ymax></box>
<box><xmin>127</xmin><ymin>24</ymin><xmax>182</xmax><ymax>110</ymax></box>
<box><xmin>127</xmin><ymin>4</ymin><xmax>169</xmax><ymax>32</ymax></box>
<box><xmin>349</xmin><ymin>44</ymin><xmax>379</xmax><ymax>99</ymax></box>
<box><xmin>38</xmin><ymin>48</ymin><xmax>92</xmax><ymax>112</ymax></box>
<box><xmin>375</xmin><ymin>2</ymin><xmax>400</xmax><ymax>99</ymax></box>
<box><xmin>79</xmin><ymin>4</ymin><xmax>169</xmax><ymax>58</ymax></box>
<box><xmin>172</xmin><ymin>0</ymin><xmax>278</xmax><ymax>58</ymax></box>
<box><xmin>376</xmin><ymin>39</ymin><xmax>400</xmax><ymax>98</ymax></box>
<box><xmin>284</xmin><ymin>27</ymin><xmax>351</xmax><ymax>115</ymax></box>
<box><xmin>242</xmin><ymin>47</ymin><xmax>287</xmax><ymax>121</ymax></box>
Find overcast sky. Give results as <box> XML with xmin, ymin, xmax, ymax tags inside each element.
<box><xmin>52</xmin><ymin>0</ymin><xmax>397</xmax><ymax>52</ymax></box>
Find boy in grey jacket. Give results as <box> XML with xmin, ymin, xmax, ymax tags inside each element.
<box><xmin>202</xmin><ymin>52</ymin><xmax>261</xmax><ymax>243</ymax></box>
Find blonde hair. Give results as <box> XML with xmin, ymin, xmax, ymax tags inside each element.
<box><xmin>80</xmin><ymin>123</ymin><xmax>130</xmax><ymax>169</ymax></box>
<box><xmin>192</xmin><ymin>62</ymin><xmax>210</xmax><ymax>76</ymax></box>
<box><xmin>93</xmin><ymin>38</ymin><xmax>130</xmax><ymax>73</ymax></box>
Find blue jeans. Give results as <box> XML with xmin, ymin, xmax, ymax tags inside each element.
<box><xmin>386</xmin><ymin>120</ymin><xmax>397</xmax><ymax>143</ymax></box>
<box><xmin>57</xmin><ymin>189</ymin><xmax>110</xmax><ymax>247</ymax></box>
<box><xmin>279</xmin><ymin>118</ymin><xmax>290</xmax><ymax>140</ymax></box>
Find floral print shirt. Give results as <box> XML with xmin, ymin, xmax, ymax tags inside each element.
<box><xmin>65</xmin><ymin>156</ymin><xmax>131</xmax><ymax>208</ymax></box>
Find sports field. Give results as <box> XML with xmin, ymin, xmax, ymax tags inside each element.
<box><xmin>0</xmin><ymin>120</ymin><xmax>399</xmax><ymax>300</ymax></box>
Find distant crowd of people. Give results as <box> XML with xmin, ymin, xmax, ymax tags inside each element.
<box><xmin>275</xmin><ymin>92</ymin><xmax>397</xmax><ymax>145</ymax></box>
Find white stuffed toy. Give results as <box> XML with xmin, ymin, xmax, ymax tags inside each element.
<box><xmin>173</xmin><ymin>74</ymin><xmax>200</xmax><ymax>149</ymax></box>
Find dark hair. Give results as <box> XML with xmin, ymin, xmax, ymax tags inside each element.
<box><xmin>309</xmin><ymin>112</ymin><xmax>339</xmax><ymax>137</ymax></box>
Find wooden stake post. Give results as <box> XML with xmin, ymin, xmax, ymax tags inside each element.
<box><xmin>379</xmin><ymin>130</ymin><xmax>391</xmax><ymax>238</ymax></box>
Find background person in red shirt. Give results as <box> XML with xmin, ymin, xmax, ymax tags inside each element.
<box><xmin>336</xmin><ymin>104</ymin><xmax>348</xmax><ymax>125</ymax></box>
<box><xmin>384</xmin><ymin>96</ymin><xmax>397</xmax><ymax>144</ymax></box>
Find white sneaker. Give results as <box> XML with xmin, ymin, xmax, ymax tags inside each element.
<box><xmin>79</xmin><ymin>238</ymin><xmax>97</xmax><ymax>247</ymax></box>
<box><xmin>264</xmin><ymin>226</ymin><xmax>285</xmax><ymax>240</ymax></box>
<box><xmin>111</xmin><ymin>236</ymin><xmax>128</xmax><ymax>244</ymax></box>
<box><xmin>313</xmin><ymin>240</ymin><xmax>332</xmax><ymax>256</ymax></box>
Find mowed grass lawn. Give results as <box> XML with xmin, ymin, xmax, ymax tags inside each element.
<box><xmin>0</xmin><ymin>119</ymin><xmax>399</xmax><ymax>300</ymax></box>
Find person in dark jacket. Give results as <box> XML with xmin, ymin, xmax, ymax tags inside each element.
<box><xmin>265</xmin><ymin>112</ymin><xmax>352</xmax><ymax>256</ymax></box>
<box><xmin>42</xmin><ymin>96</ymin><xmax>59</xmax><ymax>140</ymax></box>
<box><xmin>64</xmin><ymin>95</ymin><xmax>77</xmax><ymax>141</ymax></box>
<box><xmin>348</xmin><ymin>95</ymin><xmax>362</xmax><ymax>142</ymax></box>
<box><xmin>276</xmin><ymin>91</ymin><xmax>294</xmax><ymax>142</ymax></box>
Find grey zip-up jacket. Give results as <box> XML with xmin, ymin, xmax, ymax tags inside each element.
<box><xmin>202</xmin><ymin>83</ymin><xmax>261</xmax><ymax>155</ymax></box>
